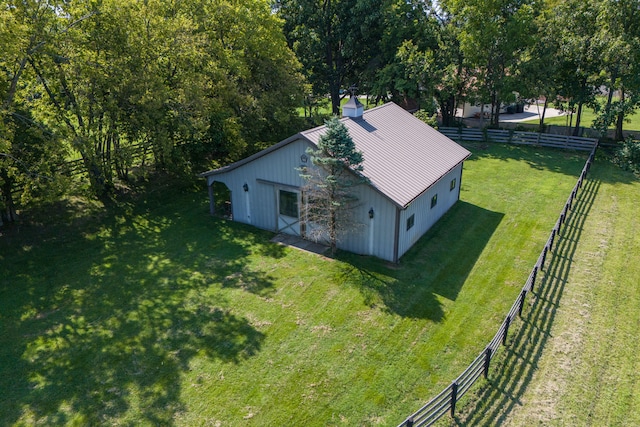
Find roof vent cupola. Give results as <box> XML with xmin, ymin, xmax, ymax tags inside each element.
<box><xmin>342</xmin><ymin>85</ymin><xmax>364</xmax><ymax>119</ymax></box>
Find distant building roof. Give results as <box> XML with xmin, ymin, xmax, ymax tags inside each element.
<box><xmin>302</xmin><ymin>102</ymin><xmax>471</xmax><ymax>207</ymax></box>
<box><xmin>202</xmin><ymin>102</ymin><xmax>471</xmax><ymax>208</ymax></box>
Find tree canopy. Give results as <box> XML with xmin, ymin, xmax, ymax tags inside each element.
<box><xmin>1</xmin><ymin>0</ymin><xmax>305</xmax><ymax>212</ymax></box>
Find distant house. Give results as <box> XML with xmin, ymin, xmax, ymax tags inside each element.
<box><xmin>201</xmin><ymin>99</ymin><xmax>471</xmax><ymax>262</ymax></box>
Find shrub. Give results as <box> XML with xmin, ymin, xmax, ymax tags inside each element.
<box><xmin>414</xmin><ymin>109</ymin><xmax>438</xmax><ymax>129</ymax></box>
<box><xmin>614</xmin><ymin>136</ymin><xmax>640</xmax><ymax>175</ymax></box>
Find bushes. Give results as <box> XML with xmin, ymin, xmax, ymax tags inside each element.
<box><xmin>614</xmin><ymin>137</ymin><xmax>640</xmax><ymax>175</ymax></box>
<box><xmin>414</xmin><ymin>109</ymin><xmax>438</xmax><ymax>128</ymax></box>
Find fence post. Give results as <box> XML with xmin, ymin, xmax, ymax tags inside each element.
<box><xmin>540</xmin><ymin>247</ymin><xmax>548</xmax><ymax>271</ymax></box>
<box><xmin>550</xmin><ymin>229</ymin><xmax>556</xmax><ymax>250</ymax></box>
<box><xmin>531</xmin><ymin>266</ymin><xmax>538</xmax><ymax>291</ymax></box>
<box><xmin>518</xmin><ymin>289</ymin><xmax>527</xmax><ymax>317</ymax></box>
<box><xmin>450</xmin><ymin>381</ymin><xmax>459</xmax><ymax>418</ymax></box>
<box><xmin>404</xmin><ymin>416</ymin><xmax>414</xmax><ymax>427</ymax></box>
<box><xmin>502</xmin><ymin>316</ymin><xmax>511</xmax><ymax>346</ymax></box>
<box><xmin>483</xmin><ymin>347</ymin><xmax>492</xmax><ymax>379</ymax></box>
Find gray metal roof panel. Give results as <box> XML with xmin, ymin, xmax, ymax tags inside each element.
<box><xmin>302</xmin><ymin>102</ymin><xmax>471</xmax><ymax>207</ymax></box>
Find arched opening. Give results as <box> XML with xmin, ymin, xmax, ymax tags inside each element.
<box><xmin>212</xmin><ymin>181</ymin><xmax>232</xmax><ymax>219</ymax></box>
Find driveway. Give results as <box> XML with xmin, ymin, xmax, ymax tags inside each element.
<box><xmin>499</xmin><ymin>103</ymin><xmax>566</xmax><ymax>123</ymax></box>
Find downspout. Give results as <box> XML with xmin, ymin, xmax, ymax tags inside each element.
<box><xmin>393</xmin><ymin>206</ymin><xmax>401</xmax><ymax>263</ymax></box>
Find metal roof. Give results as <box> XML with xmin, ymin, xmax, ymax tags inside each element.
<box><xmin>201</xmin><ymin>102</ymin><xmax>471</xmax><ymax>208</ymax></box>
<box><xmin>302</xmin><ymin>102</ymin><xmax>471</xmax><ymax>208</ymax></box>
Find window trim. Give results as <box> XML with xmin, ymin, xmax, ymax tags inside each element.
<box><xmin>406</xmin><ymin>213</ymin><xmax>415</xmax><ymax>231</ymax></box>
<box><xmin>279</xmin><ymin>189</ymin><xmax>299</xmax><ymax>218</ymax></box>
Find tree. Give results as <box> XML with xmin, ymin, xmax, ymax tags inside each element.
<box><xmin>594</xmin><ymin>0</ymin><xmax>640</xmax><ymax>140</ymax></box>
<box><xmin>0</xmin><ymin>0</ymin><xmax>70</xmax><ymax>221</ymax></box>
<box><xmin>300</xmin><ymin>117</ymin><xmax>366</xmax><ymax>255</ymax></box>
<box><xmin>0</xmin><ymin>109</ymin><xmax>66</xmax><ymax>224</ymax></box>
<box><xmin>277</xmin><ymin>0</ymin><xmax>385</xmax><ymax>115</ymax></box>
<box><xmin>441</xmin><ymin>0</ymin><xmax>537</xmax><ymax>126</ymax></box>
<box><xmin>546</xmin><ymin>0</ymin><xmax>605</xmax><ymax>136</ymax></box>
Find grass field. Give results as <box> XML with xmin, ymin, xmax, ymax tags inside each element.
<box><xmin>523</xmin><ymin>104</ymin><xmax>640</xmax><ymax>132</ymax></box>
<box><xmin>1</xmin><ymin>144</ymin><xmax>589</xmax><ymax>426</ymax></box>
<box><xmin>453</xmin><ymin>149</ymin><xmax>640</xmax><ymax>426</ymax></box>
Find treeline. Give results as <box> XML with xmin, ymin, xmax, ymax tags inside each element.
<box><xmin>277</xmin><ymin>0</ymin><xmax>640</xmax><ymax>135</ymax></box>
<box><xmin>2</xmin><ymin>0</ymin><xmax>639</xmax><ymax>222</ymax></box>
<box><xmin>1</xmin><ymin>0</ymin><xmax>306</xmax><ymax>221</ymax></box>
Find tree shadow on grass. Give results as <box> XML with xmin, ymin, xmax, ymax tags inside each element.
<box><xmin>338</xmin><ymin>201</ymin><xmax>504</xmax><ymax>321</ymax></box>
<box><xmin>451</xmin><ymin>175</ymin><xmax>600</xmax><ymax>426</ymax></box>
<box><xmin>0</xmin><ymin>184</ymin><xmax>283</xmax><ymax>425</ymax></box>
<box><xmin>463</xmin><ymin>142</ymin><xmax>638</xmax><ymax>186</ymax></box>
<box><xmin>463</xmin><ymin>142</ymin><xmax>590</xmax><ymax>176</ymax></box>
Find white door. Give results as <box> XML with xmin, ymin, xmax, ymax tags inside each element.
<box><xmin>277</xmin><ymin>189</ymin><xmax>301</xmax><ymax>236</ymax></box>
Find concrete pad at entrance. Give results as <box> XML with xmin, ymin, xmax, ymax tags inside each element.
<box><xmin>270</xmin><ymin>233</ymin><xmax>329</xmax><ymax>257</ymax></box>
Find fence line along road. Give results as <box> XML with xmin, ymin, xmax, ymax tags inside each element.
<box><xmin>439</xmin><ymin>127</ymin><xmax>597</xmax><ymax>151</ymax></box>
<box><xmin>398</xmin><ymin>142</ymin><xmax>598</xmax><ymax>427</ymax></box>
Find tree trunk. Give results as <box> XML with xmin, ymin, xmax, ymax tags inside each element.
<box><xmin>0</xmin><ymin>171</ymin><xmax>17</xmax><ymax>223</ymax></box>
<box><xmin>573</xmin><ymin>102</ymin><xmax>583</xmax><ymax>136</ymax></box>
<box><xmin>493</xmin><ymin>97</ymin><xmax>501</xmax><ymax>127</ymax></box>
<box><xmin>539</xmin><ymin>98</ymin><xmax>548</xmax><ymax>132</ymax></box>
<box><xmin>605</xmin><ymin>68</ymin><xmax>617</xmax><ymax>113</ymax></box>
<box><xmin>615</xmin><ymin>89</ymin><xmax>626</xmax><ymax>141</ymax></box>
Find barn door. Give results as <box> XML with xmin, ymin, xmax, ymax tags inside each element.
<box><xmin>277</xmin><ymin>189</ymin><xmax>301</xmax><ymax>236</ymax></box>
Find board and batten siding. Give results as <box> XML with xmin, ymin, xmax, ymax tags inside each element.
<box><xmin>396</xmin><ymin>163</ymin><xmax>464</xmax><ymax>260</ymax></box>
<box><xmin>206</xmin><ymin>138</ymin><xmax>313</xmax><ymax>232</ymax></box>
<box><xmin>336</xmin><ymin>184</ymin><xmax>398</xmax><ymax>262</ymax></box>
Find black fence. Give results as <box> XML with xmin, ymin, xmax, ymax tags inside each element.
<box><xmin>398</xmin><ymin>142</ymin><xmax>599</xmax><ymax>427</ymax></box>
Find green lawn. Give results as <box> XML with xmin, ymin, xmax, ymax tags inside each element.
<box><xmin>0</xmin><ymin>144</ymin><xmax>588</xmax><ymax>426</ymax></box>
<box><xmin>453</xmin><ymin>150</ymin><xmax>640</xmax><ymax>426</ymax></box>
<box><xmin>523</xmin><ymin>104</ymin><xmax>640</xmax><ymax>132</ymax></box>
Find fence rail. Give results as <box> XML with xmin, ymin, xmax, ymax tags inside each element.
<box><xmin>398</xmin><ymin>142</ymin><xmax>598</xmax><ymax>427</ymax></box>
<box><xmin>7</xmin><ymin>142</ymin><xmax>154</xmax><ymax>199</ymax></box>
<box><xmin>439</xmin><ymin>127</ymin><xmax>597</xmax><ymax>151</ymax></box>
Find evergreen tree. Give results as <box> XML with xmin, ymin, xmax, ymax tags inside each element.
<box><xmin>300</xmin><ymin>117</ymin><xmax>366</xmax><ymax>255</ymax></box>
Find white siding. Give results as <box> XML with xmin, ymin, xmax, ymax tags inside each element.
<box><xmin>396</xmin><ymin>163</ymin><xmax>464</xmax><ymax>260</ymax></box>
<box><xmin>207</xmin><ymin>138</ymin><xmax>312</xmax><ymax>232</ymax></box>
<box><xmin>336</xmin><ymin>185</ymin><xmax>397</xmax><ymax>262</ymax></box>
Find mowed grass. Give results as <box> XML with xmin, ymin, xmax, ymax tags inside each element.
<box><xmin>0</xmin><ymin>144</ymin><xmax>587</xmax><ymax>426</ymax></box>
<box><xmin>523</xmin><ymin>104</ymin><xmax>640</xmax><ymax>132</ymax></box>
<box><xmin>454</xmin><ymin>151</ymin><xmax>640</xmax><ymax>426</ymax></box>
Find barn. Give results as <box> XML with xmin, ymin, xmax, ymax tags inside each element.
<box><xmin>201</xmin><ymin>100</ymin><xmax>471</xmax><ymax>263</ymax></box>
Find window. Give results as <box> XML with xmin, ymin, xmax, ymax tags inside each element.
<box><xmin>431</xmin><ymin>194</ymin><xmax>438</xmax><ymax>208</ymax></box>
<box><xmin>406</xmin><ymin>214</ymin><xmax>415</xmax><ymax>230</ymax></box>
<box><xmin>279</xmin><ymin>190</ymin><xmax>298</xmax><ymax>218</ymax></box>
<box><xmin>450</xmin><ymin>178</ymin><xmax>457</xmax><ymax>191</ymax></box>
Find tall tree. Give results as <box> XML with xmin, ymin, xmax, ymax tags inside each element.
<box><xmin>441</xmin><ymin>0</ymin><xmax>537</xmax><ymax>126</ymax></box>
<box><xmin>1</xmin><ymin>0</ymin><xmax>70</xmax><ymax>221</ymax></box>
<box><xmin>300</xmin><ymin>117</ymin><xmax>366</xmax><ymax>255</ymax></box>
<box><xmin>277</xmin><ymin>0</ymin><xmax>385</xmax><ymax>115</ymax></box>
<box><xmin>595</xmin><ymin>0</ymin><xmax>640</xmax><ymax>140</ymax></box>
<box><xmin>547</xmin><ymin>0</ymin><xmax>605</xmax><ymax>136</ymax></box>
